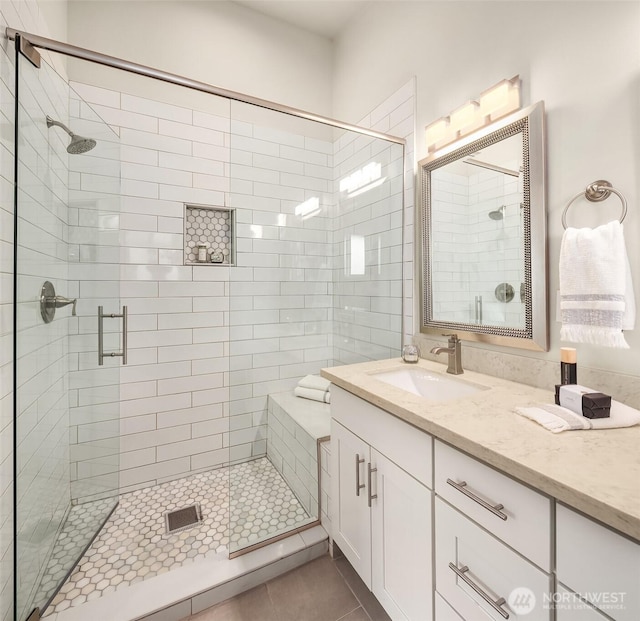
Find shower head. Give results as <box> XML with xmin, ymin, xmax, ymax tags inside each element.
<box><xmin>488</xmin><ymin>206</ymin><xmax>506</xmax><ymax>220</ymax></box>
<box><xmin>46</xmin><ymin>115</ymin><xmax>97</xmax><ymax>154</ymax></box>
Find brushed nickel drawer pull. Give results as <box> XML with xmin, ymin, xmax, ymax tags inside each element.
<box><xmin>449</xmin><ymin>563</ymin><xmax>509</xmax><ymax>619</ymax></box>
<box><xmin>355</xmin><ymin>454</ymin><xmax>365</xmax><ymax>496</ymax></box>
<box><xmin>446</xmin><ymin>478</ymin><xmax>508</xmax><ymax>521</ymax></box>
<box><xmin>367</xmin><ymin>463</ymin><xmax>377</xmax><ymax>507</ymax></box>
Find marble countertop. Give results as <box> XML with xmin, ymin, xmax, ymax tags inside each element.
<box><xmin>321</xmin><ymin>358</ymin><xmax>640</xmax><ymax>541</ymax></box>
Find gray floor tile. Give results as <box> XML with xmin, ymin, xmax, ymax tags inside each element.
<box><xmin>337</xmin><ymin>608</ymin><xmax>371</xmax><ymax>621</ymax></box>
<box><xmin>265</xmin><ymin>555</ymin><xmax>360</xmax><ymax>621</ymax></box>
<box><xmin>334</xmin><ymin>557</ymin><xmax>391</xmax><ymax>621</ymax></box>
<box><xmin>187</xmin><ymin>585</ymin><xmax>278</xmax><ymax>621</ymax></box>
<box><xmin>181</xmin><ymin>554</ymin><xmax>390</xmax><ymax>621</ymax></box>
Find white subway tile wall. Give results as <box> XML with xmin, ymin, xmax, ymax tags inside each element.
<box><xmin>431</xmin><ymin>166</ymin><xmax>525</xmax><ymax>327</ymax></box>
<box><xmin>332</xmin><ymin>79</ymin><xmax>415</xmax><ymax>362</ymax></box>
<box><xmin>0</xmin><ymin>2</ymin><xmax>78</xmax><ymax>619</ymax></box>
<box><xmin>0</xmin><ymin>16</ymin><xmax>414</xmax><ymax>615</ymax></box>
<box><xmin>67</xmin><ymin>88</ymin><xmax>122</xmax><ymax>508</ymax></box>
<box><xmin>67</xmin><ymin>79</ymin><xmax>411</xmax><ymax>500</ymax></box>
<box><xmin>266</xmin><ymin>394</ymin><xmax>325</xmax><ymax>519</ymax></box>
<box><xmin>14</xmin><ymin>47</ymin><xmax>74</xmax><ymax>621</ymax></box>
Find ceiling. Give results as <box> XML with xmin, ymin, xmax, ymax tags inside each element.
<box><xmin>234</xmin><ymin>0</ymin><xmax>366</xmax><ymax>39</ymax></box>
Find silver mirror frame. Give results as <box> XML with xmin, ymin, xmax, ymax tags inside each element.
<box><xmin>418</xmin><ymin>101</ymin><xmax>548</xmax><ymax>351</ymax></box>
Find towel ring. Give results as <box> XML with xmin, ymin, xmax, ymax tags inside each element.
<box><xmin>561</xmin><ymin>180</ymin><xmax>628</xmax><ymax>229</ymax></box>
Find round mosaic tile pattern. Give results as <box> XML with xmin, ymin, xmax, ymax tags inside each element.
<box><xmin>46</xmin><ymin>458</ymin><xmax>309</xmax><ymax>616</ymax></box>
<box><xmin>185</xmin><ymin>207</ymin><xmax>231</xmax><ymax>263</ymax></box>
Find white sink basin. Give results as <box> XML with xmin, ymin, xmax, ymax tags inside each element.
<box><xmin>370</xmin><ymin>367</ymin><xmax>489</xmax><ymax>402</ymax></box>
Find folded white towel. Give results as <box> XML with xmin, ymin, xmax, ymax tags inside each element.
<box><xmin>294</xmin><ymin>386</ymin><xmax>331</xmax><ymax>404</ymax></box>
<box><xmin>559</xmin><ymin>220</ymin><xmax>635</xmax><ymax>349</ymax></box>
<box><xmin>515</xmin><ymin>401</ymin><xmax>640</xmax><ymax>433</ymax></box>
<box><xmin>297</xmin><ymin>374</ymin><xmax>331</xmax><ymax>391</ymax></box>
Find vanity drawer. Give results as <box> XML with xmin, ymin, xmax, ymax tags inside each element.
<box><xmin>556</xmin><ymin>505</ymin><xmax>640</xmax><ymax>621</ymax></box>
<box><xmin>435</xmin><ymin>592</ymin><xmax>464</xmax><ymax>620</ymax></box>
<box><xmin>555</xmin><ymin>585</ymin><xmax>610</xmax><ymax>621</ymax></box>
<box><xmin>435</xmin><ymin>498</ymin><xmax>551</xmax><ymax>621</ymax></box>
<box><xmin>435</xmin><ymin>440</ymin><xmax>551</xmax><ymax>571</ymax></box>
<box><xmin>331</xmin><ymin>386</ymin><xmax>433</xmax><ymax>488</ymax></box>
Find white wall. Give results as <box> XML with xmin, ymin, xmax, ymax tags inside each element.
<box><xmin>333</xmin><ymin>0</ymin><xmax>640</xmax><ymax>377</ymax></box>
<box><xmin>66</xmin><ymin>0</ymin><xmax>333</xmax><ymax>116</ymax></box>
<box><xmin>0</xmin><ymin>2</ymin><xmax>69</xmax><ymax>619</ymax></box>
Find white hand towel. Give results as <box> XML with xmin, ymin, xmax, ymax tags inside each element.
<box><xmin>515</xmin><ymin>401</ymin><xmax>640</xmax><ymax>433</ymax></box>
<box><xmin>297</xmin><ymin>374</ymin><xmax>331</xmax><ymax>391</ymax></box>
<box><xmin>559</xmin><ymin>220</ymin><xmax>635</xmax><ymax>348</ymax></box>
<box><xmin>294</xmin><ymin>386</ymin><xmax>331</xmax><ymax>404</ymax></box>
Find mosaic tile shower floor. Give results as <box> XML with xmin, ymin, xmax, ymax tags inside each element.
<box><xmin>46</xmin><ymin>457</ymin><xmax>310</xmax><ymax>616</ymax></box>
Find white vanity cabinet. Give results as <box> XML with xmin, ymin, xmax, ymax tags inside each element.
<box><xmin>329</xmin><ymin>382</ymin><xmax>639</xmax><ymax>621</ymax></box>
<box><xmin>331</xmin><ymin>386</ymin><xmax>433</xmax><ymax>621</ymax></box>
<box><xmin>556</xmin><ymin>505</ymin><xmax>640</xmax><ymax>621</ymax></box>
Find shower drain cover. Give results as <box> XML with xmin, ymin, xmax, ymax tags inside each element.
<box><xmin>164</xmin><ymin>503</ymin><xmax>202</xmax><ymax>534</ymax></box>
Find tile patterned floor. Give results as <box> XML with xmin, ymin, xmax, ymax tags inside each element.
<box><xmin>45</xmin><ymin>457</ymin><xmax>310</xmax><ymax>616</ymax></box>
<box><xmin>34</xmin><ymin>497</ymin><xmax>116</xmax><ymax>612</ymax></box>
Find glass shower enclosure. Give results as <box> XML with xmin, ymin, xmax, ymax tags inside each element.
<box><xmin>9</xmin><ymin>27</ymin><xmax>405</xmax><ymax>620</ymax></box>
<box><xmin>14</xmin><ymin>49</ymin><xmax>122</xmax><ymax>619</ymax></box>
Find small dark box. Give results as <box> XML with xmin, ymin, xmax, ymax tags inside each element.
<box><xmin>582</xmin><ymin>392</ymin><xmax>611</xmax><ymax>419</ymax></box>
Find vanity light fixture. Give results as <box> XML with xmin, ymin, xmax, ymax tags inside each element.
<box><xmin>425</xmin><ymin>75</ymin><xmax>521</xmax><ymax>153</ymax></box>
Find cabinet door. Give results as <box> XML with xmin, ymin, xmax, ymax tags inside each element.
<box><xmin>331</xmin><ymin>420</ymin><xmax>372</xmax><ymax>588</ymax></box>
<box><xmin>371</xmin><ymin>449</ymin><xmax>433</xmax><ymax>621</ymax></box>
<box><xmin>556</xmin><ymin>505</ymin><xmax>640</xmax><ymax>621</ymax></box>
<box><xmin>556</xmin><ymin>585</ymin><xmax>610</xmax><ymax>621</ymax></box>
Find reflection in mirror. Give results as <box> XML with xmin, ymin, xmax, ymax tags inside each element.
<box><xmin>431</xmin><ymin>132</ymin><xmax>524</xmax><ymax>328</ymax></box>
<box><xmin>420</xmin><ymin>102</ymin><xmax>548</xmax><ymax>351</ymax></box>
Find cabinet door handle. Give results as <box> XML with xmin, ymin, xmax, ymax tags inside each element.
<box><xmin>367</xmin><ymin>463</ymin><xmax>377</xmax><ymax>507</ymax></box>
<box><xmin>446</xmin><ymin>478</ymin><xmax>508</xmax><ymax>521</ymax></box>
<box><xmin>448</xmin><ymin>563</ymin><xmax>509</xmax><ymax>619</ymax></box>
<box><xmin>355</xmin><ymin>454</ymin><xmax>365</xmax><ymax>496</ymax></box>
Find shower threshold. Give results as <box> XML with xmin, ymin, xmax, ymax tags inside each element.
<box><xmin>44</xmin><ymin>457</ymin><xmax>327</xmax><ymax>621</ymax></box>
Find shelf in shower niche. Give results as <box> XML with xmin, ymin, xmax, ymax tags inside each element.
<box><xmin>184</xmin><ymin>204</ymin><xmax>236</xmax><ymax>266</ymax></box>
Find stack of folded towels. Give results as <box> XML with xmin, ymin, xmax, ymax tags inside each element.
<box><xmin>294</xmin><ymin>375</ymin><xmax>331</xmax><ymax>404</ymax></box>
<box><xmin>515</xmin><ymin>401</ymin><xmax>640</xmax><ymax>433</ymax></box>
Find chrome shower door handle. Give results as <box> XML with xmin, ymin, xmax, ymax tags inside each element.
<box><xmin>98</xmin><ymin>305</ymin><xmax>128</xmax><ymax>365</ymax></box>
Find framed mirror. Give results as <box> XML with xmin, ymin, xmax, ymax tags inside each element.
<box><xmin>419</xmin><ymin>101</ymin><xmax>548</xmax><ymax>351</ymax></box>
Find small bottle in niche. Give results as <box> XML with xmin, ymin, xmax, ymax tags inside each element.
<box><xmin>210</xmin><ymin>252</ymin><xmax>223</xmax><ymax>264</ymax></box>
<box><xmin>555</xmin><ymin>347</ymin><xmax>577</xmax><ymax>404</ymax></box>
<box><xmin>196</xmin><ymin>244</ymin><xmax>208</xmax><ymax>263</ymax></box>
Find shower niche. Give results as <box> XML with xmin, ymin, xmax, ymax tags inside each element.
<box><xmin>184</xmin><ymin>204</ymin><xmax>236</xmax><ymax>265</ymax></box>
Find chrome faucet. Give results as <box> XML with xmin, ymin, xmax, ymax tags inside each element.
<box><xmin>430</xmin><ymin>334</ymin><xmax>463</xmax><ymax>375</ymax></box>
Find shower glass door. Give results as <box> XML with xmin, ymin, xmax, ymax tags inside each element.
<box><xmin>14</xmin><ymin>50</ymin><xmax>121</xmax><ymax>620</ymax></box>
<box><xmin>227</xmin><ymin>100</ymin><xmax>405</xmax><ymax>554</ymax></box>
